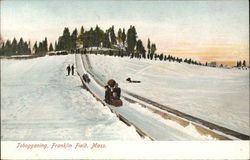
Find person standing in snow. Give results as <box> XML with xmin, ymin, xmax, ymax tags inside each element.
<box><xmin>71</xmin><ymin>64</ymin><xmax>75</xmax><ymax>75</ymax></box>
<box><xmin>66</xmin><ymin>65</ymin><xmax>71</xmax><ymax>76</ymax></box>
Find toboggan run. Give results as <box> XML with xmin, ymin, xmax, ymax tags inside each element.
<box><xmin>75</xmin><ymin>53</ymin><xmax>250</xmax><ymax>140</ymax></box>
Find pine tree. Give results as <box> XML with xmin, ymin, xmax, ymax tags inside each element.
<box><xmin>0</xmin><ymin>42</ymin><xmax>4</xmax><ymax>56</ymax></box>
<box><xmin>117</xmin><ymin>28</ymin><xmax>122</xmax><ymax>44</ymax></box>
<box><xmin>49</xmin><ymin>43</ymin><xmax>54</xmax><ymax>51</ymax></box>
<box><xmin>94</xmin><ymin>25</ymin><xmax>104</xmax><ymax>47</ymax></box>
<box><xmin>136</xmin><ymin>39</ymin><xmax>146</xmax><ymax>58</ymax></box>
<box><xmin>71</xmin><ymin>28</ymin><xmax>78</xmax><ymax>49</ymax></box>
<box><xmin>78</xmin><ymin>26</ymin><xmax>84</xmax><ymax>42</ymax></box>
<box><xmin>180</xmin><ymin>58</ymin><xmax>183</xmax><ymax>63</ymax></box>
<box><xmin>168</xmin><ymin>55</ymin><xmax>171</xmax><ymax>62</ymax></box>
<box><xmin>24</xmin><ymin>41</ymin><xmax>30</xmax><ymax>55</ymax></box>
<box><xmin>58</xmin><ymin>27</ymin><xmax>71</xmax><ymax>50</ymax></box>
<box><xmin>28</xmin><ymin>40</ymin><xmax>31</xmax><ymax>49</ymax></box>
<box><xmin>151</xmin><ymin>43</ymin><xmax>156</xmax><ymax>54</ymax></box>
<box><xmin>110</xmin><ymin>25</ymin><xmax>117</xmax><ymax>45</ymax></box>
<box><xmin>18</xmin><ymin>38</ymin><xmax>24</xmax><ymax>55</ymax></box>
<box><xmin>164</xmin><ymin>55</ymin><xmax>167</xmax><ymax>61</ymax></box>
<box><xmin>24</xmin><ymin>41</ymin><xmax>31</xmax><ymax>55</ymax></box>
<box><xmin>121</xmin><ymin>28</ymin><xmax>126</xmax><ymax>45</ymax></box>
<box><xmin>103</xmin><ymin>30</ymin><xmax>111</xmax><ymax>48</ymax></box>
<box><xmin>33</xmin><ymin>42</ymin><xmax>38</xmax><ymax>54</ymax></box>
<box><xmin>38</xmin><ymin>42</ymin><xmax>43</xmax><ymax>54</ymax></box>
<box><xmin>83</xmin><ymin>27</ymin><xmax>95</xmax><ymax>47</ymax></box>
<box><xmin>159</xmin><ymin>53</ymin><xmax>164</xmax><ymax>61</ymax></box>
<box><xmin>173</xmin><ymin>57</ymin><xmax>176</xmax><ymax>62</ymax></box>
<box><xmin>243</xmin><ymin>60</ymin><xmax>246</xmax><ymax>67</ymax></box>
<box><xmin>154</xmin><ymin>53</ymin><xmax>157</xmax><ymax>60</ymax></box>
<box><xmin>149</xmin><ymin>53</ymin><xmax>153</xmax><ymax>60</ymax></box>
<box><xmin>4</xmin><ymin>40</ymin><xmax>11</xmax><ymax>56</ymax></box>
<box><xmin>43</xmin><ymin>37</ymin><xmax>48</xmax><ymax>53</ymax></box>
<box><xmin>127</xmin><ymin>26</ymin><xmax>137</xmax><ymax>54</ymax></box>
<box><xmin>147</xmin><ymin>38</ymin><xmax>151</xmax><ymax>54</ymax></box>
<box><xmin>11</xmin><ymin>38</ymin><xmax>18</xmax><ymax>55</ymax></box>
<box><xmin>239</xmin><ymin>61</ymin><xmax>242</xmax><ymax>67</ymax></box>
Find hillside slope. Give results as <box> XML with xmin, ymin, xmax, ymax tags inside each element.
<box><xmin>1</xmin><ymin>55</ymin><xmax>142</xmax><ymax>140</ymax></box>
<box><xmin>88</xmin><ymin>54</ymin><xmax>249</xmax><ymax>135</ymax></box>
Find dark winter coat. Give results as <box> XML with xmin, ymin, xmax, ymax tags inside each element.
<box><xmin>66</xmin><ymin>66</ymin><xmax>71</xmax><ymax>71</ymax></box>
<box><xmin>66</xmin><ymin>66</ymin><xmax>71</xmax><ymax>75</ymax></box>
<box><xmin>71</xmin><ymin>65</ymin><xmax>74</xmax><ymax>75</ymax></box>
<box><xmin>105</xmin><ymin>85</ymin><xmax>112</xmax><ymax>103</ymax></box>
<box><xmin>113</xmin><ymin>87</ymin><xmax>121</xmax><ymax>98</ymax></box>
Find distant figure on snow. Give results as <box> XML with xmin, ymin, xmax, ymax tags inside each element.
<box><xmin>66</xmin><ymin>64</ymin><xmax>71</xmax><ymax>76</ymax></box>
<box><xmin>82</xmin><ymin>74</ymin><xmax>91</xmax><ymax>83</ymax></box>
<box><xmin>71</xmin><ymin>64</ymin><xmax>75</xmax><ymax>75</ymax></box>
<box><xmin>126</xmin><ymin>77</ymin><xmax>141</xmax><ymax>83</ymax></box>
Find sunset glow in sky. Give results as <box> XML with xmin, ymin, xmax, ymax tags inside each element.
<box><xmin>1</xmin><ymin>0</ymin><xmax>249</xmax><ymax>65</ymax></box>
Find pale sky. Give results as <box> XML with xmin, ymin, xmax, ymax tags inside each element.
<box><xmin>1</xmin><ymin>0</ymin><xmax>249</xmax><ymax>64</ymax></box>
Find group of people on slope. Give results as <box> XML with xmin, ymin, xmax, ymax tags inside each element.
<box><xmin>66</xmin><ymin>64</ymin><xmax>75</xmax><ymax>76</ymax></box>
<box><xmin>104</xmin><ymin>79</ymin><xmax>121</xmax><ymax>104</ymax></box>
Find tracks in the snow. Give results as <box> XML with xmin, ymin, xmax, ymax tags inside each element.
<box><xmin>75</xmin><ymin>54</ymin><xmax>155</xmax><ymax>140</ymax></box>
<box><xmin>78</xmin><ymin>53</ymin><xmax>250</xmax><ymax>140</ymax></box>
<box><xmin>124</xmin><ymin>91</ymin><xmax>250</xmax><ymax>140</ymax></box>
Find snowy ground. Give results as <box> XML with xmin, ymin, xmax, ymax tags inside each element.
<box><xmin>1</xmin><ymin>54</ymin><xmax>242</xmax><ymax>141</ymax></box>
<box><xmin>87</xmin><ymin>54</ymin><xmax>249</xmax><ymax>136</ymax></box>
<box><xmin>1</xmin><ymin>55</ymin><xmax>143</xmax><ymax>141</ymax></box>
<box><xmin>76</xmin><ymin>54</ymin><xmax>215</xmax><ymax>140</ymax></box>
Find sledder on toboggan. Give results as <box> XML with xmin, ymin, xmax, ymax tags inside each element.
<box><xmin>104</xmin><ymin>79</ymin><xmax>123</xmax><ymax>107</ymax></box>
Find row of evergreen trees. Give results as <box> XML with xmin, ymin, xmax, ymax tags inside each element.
<box><xmin>53</xmin><ymin>25</ymin><xmax>157</xmax><ymax>59</ymax></box>
<box><xmin>1</xmin><ymin>25</ymin><xmax>247</xmax><ymax>69</ymax></box>
<box><xmin>84</xmin><ymin>45</ymin><xmax>207</xmax><ymax>67</ymax></box>
<box><xmin>121</xmin><ymin>52</ymin><xmax>205</xmax><ymax>66</ymax></box>
<box><xmin>0</xmin><ymin>38</ymin><xmax>31</xmax><ymax>56</ymax></box>
<box><xmin>0</xmin><ymin>37</ymin><xmax>51</xmax><ymax>56</ymax></box>
<box><xmin>33</xmin><ymin>37</ymin><xmax>48</xmax><ymax>54</ymax></box>
<box><xmin>0</xmin><ymin>25</ymin><xmax>156</xmax><ymax>58</ymax></box>
<box><xmin>53</xmin><ymin>25</ymin><xmax>123</xmax><ymax>51</ymax></box>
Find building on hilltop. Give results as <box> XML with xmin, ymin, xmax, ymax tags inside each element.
<box><xmin>209</xmin><ymin>61</ymin><xmax>217</xmax><ymax>67</ymax></box>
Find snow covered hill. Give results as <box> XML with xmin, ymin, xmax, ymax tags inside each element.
<box><xmin>1</xmin><ymin>55</ymin><xmax>142</xmax><ymax>140</ymax></box>
<box><xmin>1</xmin><ymin>53</ymin><xmax>248</xmax><ymax>141</ymax></box>
<box><xmin>87</xmin><ymin>54</ymin><xmax>249</xmax><ymax>136</ymax></box>
<box><xmin>1</xmin><ymin>54</ymin><xmax>218</xmax><ymax>141</ymax></box>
